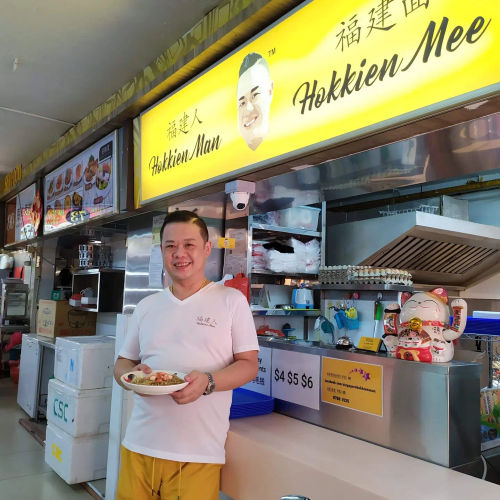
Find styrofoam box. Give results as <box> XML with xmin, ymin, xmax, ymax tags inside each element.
<box><xmin>55</xmin><ymin>336</ymin><xmax>115</xmax><ymax>390</ymax></box>
<box><xmin>279</xmin><ymin>206</ymin><xmax>320</xmax><ymax>231</ymax></box>
<box><xmin>45</xmin><ymin>422</ymin><xmax>108</xmax><ymax>485</ymax></box>
<box><xmin>47</xmin><ymin>378</ymin><xmax>112</xmax><ymax>437</ymax></box>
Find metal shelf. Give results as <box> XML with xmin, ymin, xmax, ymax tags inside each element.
<box><xmin>73</xmin><ymin>268</ymin><xmax>124</xmax><ymax>276</ymax></box>
<box><xmin>73</xmin><ymin>306</ymin><xmax>99</xmax><ymax>313</ymax></box>
<box><xmin>252</xmin><ymin>270</ymin><xmax>318</xmax><ymax>279</ymax></box>
<box><xmin>252</xmin><ymin>308</ymin><xmax>321</xmax><ymax>317</ymax></box>
<box><xmin>251</xmin><ymin>223</ymin><xmax>321</xmax><ymax>238</ymax></box>
<box><xmin>314</xmin><ymin>283</ymin><xmax>413</xmax><ymax>291</ymax></box>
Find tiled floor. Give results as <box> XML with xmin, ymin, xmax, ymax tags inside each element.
<box><xmin>0</xmin><ymin>377</ymin><xmax>90</xmax><ymax>499</ymax></box>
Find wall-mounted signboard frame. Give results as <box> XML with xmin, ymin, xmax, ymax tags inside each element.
<box><xmin>139</xmin><ymin>0</ymin><xmax>499</xmax><ymax>205</ymax></box>
<box><xmin>43</xmin><ymin>131</ymin><xmax>118</xmax><ymax>234</ymax></box>
<box><xmin>5</xmin><ymin>183</ymin><xmax>41</xmax><ymax>245</ymax></box>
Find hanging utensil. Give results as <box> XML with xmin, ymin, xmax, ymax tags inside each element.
<box><xmin>372</xmin><ymin>293</ymin><xmax>383</xmax><ymax>337</ymax></box>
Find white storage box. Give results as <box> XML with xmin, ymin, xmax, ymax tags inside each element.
<box><xmin>45</xmin><ymin>422</ymin><xmax>108</xmax><ymax>484</ymax></box>
<box><xmin>55</xmin><ymin>336</ymin><xmax>115</xmax><ymax>390</ymax></box>
<box><xmin>47</xmin><ymin>378</ymin><xmax>112</xmax><ymax>437</ymax></box>
<box><xmin>279</xmin><ymin>206</ymin><xmax>320</xmax><ymax>231</ymax></box>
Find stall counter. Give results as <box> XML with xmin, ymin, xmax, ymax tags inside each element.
<box><xmin>222</xmin><ymin>413</ymin><xmax>499</xmax><ymax>500</ymax></box>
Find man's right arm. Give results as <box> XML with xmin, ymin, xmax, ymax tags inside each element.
<box><xmin>114</xmin><ymin>356</ymin><xmax>151</xmax><ymax>389</ymax></box>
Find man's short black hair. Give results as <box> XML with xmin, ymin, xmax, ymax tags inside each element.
<box><xmin>238</xmin><ymin>52</ymin><xmax>269</xmax><ymax>78</ymax></box>
<box><xmin>160</xmin><ymin>210</ymin><xmax>209</xmax><ymax>243</ymax></box>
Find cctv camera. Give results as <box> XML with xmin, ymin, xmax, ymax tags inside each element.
<box><xmin>230</xmin><ymin>192</ymin><xmax>250</xmax><ymax>211</ymax></box>
<box><xmin>225</xmin><ymin>180</ymin><xmax>256</xmax><ymax>211</ymax></box>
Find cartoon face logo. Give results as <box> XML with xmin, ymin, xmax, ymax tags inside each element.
<box><xmin>237</xmin><ymin>53</ymin><xmax>273</xmax><ymax>151</ymax></box>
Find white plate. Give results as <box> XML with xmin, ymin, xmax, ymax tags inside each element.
<box><xmin>121</xmin><ymin>370</ymin><xmax>188</xmax><ymax>395</ymax></box>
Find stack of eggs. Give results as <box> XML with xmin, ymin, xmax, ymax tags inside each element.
<box><xmin>319</xmin><ymin>265</ymin><xmax>412</xmax><ymax>286</ymax></box>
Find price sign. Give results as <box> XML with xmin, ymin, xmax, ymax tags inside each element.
<box><xmin>242</xmin><ymin>346</ymin><xmax>271</xmax><ymax>396</ymax></box>
<box><xmin>271</xmin><ymin>349</ymin><xmax>320</xmax><ymax>410</ymax></box>
<box><xmin>66</xmin><ymin>209</ymin><xmax>90</xmax><ymax>224</ymax></box>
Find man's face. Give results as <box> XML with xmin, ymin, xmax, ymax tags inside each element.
<box><xmin>161</xmin><ymin>222</ymin><xmax>211</xmax><ymax>284</ymax></box>
<box><xmin>237</xmin><ymin>62</ymin><xmax>273</xmax><ymax>151</ymax></box>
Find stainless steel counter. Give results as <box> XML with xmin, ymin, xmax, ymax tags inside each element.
<box><xmin>259</xmin><ymin>337</ymin><xmax>481</xmax><ymax>468</ymax></box>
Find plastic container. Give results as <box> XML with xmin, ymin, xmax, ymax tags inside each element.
<box><xmin>229</xmin><ymin>388</ymin><xmax>274</xmax><ymax>419</ymax></box>
<box><xmin>10</xmin><ymin>364</ymin><xmax>19</xmax><ymax>384</ymax></box>
<box><xmin>47</xmin><ymin>378</ymin><xmax>112</xmax><ymax>437</ymax></box>
<box><xmin>45</xmin><ymin>422</ymin><xmax>108</xmax><ymax>484</ymax></box>
<box><xmin>278</xmin><ymin>206</ymin><xmax>320</xmax><ymax>231</ymax></box>
<box><xmin>224</xmin><ymin>273</ymin><xmax>250</xmax><ymax>304</ymax></box>
<box><xmin>54</xmin><ymin>336</ymin><xmax>115</xmax><ymax>390</ymax></box>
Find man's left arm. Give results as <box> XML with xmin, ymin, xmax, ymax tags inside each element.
<box><xmin>171</xmin><ymin>350</ymin><xmax>258</xmax><ymax>405</ymax></box>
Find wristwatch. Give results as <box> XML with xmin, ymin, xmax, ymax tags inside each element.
<box><xmin>203</xmin><ymin>372</ymin><xmax>215</xmax><ymax>395</ymax></box>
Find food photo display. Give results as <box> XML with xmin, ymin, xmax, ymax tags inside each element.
<box><xmin>43</xmin><ymin>131</ymin><xmax>117</xmax><ymax>234</ymax></box>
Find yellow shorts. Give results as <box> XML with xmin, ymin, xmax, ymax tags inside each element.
<box><xmin>116</xmin><ymin>446</ymin><xmax>221</xmax><ymax>500</ymax></box>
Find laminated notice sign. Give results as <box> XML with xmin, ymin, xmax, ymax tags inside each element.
<box><xmin>322</xmin><ymin>357</ymin><xmax>383</xmax><ymax>417</ymax></box>
<box><xmin>272</xmin><ymin>349</ymin><xmax>320</xmax><ymax>410</ymax></box>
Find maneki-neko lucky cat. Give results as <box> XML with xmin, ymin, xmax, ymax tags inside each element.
<box><xmin>382</xmin><ymin>288</ymin><xmax>467</xmax><ymax>363</ymax></box>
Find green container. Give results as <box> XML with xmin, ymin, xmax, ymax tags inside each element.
<box><xmin>51</xmin><ymin>289</ymin><xmax>64</xmax><ymax>301</ymax></box>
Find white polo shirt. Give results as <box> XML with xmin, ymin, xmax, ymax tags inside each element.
<box><xmin>119</xmin><ymin>282</ymin><xmax>258</xmax><ymax>463</ymax></box>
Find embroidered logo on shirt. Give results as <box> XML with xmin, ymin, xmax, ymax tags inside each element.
<box><xmin>196</xmin><ymin>315</ymin><xmax>217</xmax><ymax>328</ymax></box>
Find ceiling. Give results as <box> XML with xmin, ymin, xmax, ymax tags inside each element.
<box><xmin>0</xmin><ymin>0</ymin><xmax>221</xmax><ymax>175</ymax></box>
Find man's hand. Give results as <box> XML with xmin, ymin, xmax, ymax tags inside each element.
<box><xmin>114</xmin><ymin>357</ymin><xmax>152</xmax><ymax>392</ymax></box>
<box><xmin>133</xmin><ymin>363</ymin><xmax>152</xmax><ymax>375</ymax></box>
<box><xmin>170</xmin><ymin>370</ymin><xmax>209</xmax><ymax>405</ymax></box>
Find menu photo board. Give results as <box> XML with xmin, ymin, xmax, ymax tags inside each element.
<box><xmin>5</xmin><ymin>183</ymin><xmax>41</xmax><ymax>244</ymax></box>
<box><xmin>43</xmin><ymin>131</ymin><xmax>118</xmax><ymax>234</ymax></box>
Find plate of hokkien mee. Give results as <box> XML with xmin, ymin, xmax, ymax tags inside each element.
<box><xmin>121</xmin><ymin>370</ymin><xmax>189</xmax><ymax>395</ymax></box>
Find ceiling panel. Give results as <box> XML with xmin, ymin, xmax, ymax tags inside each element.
<box><xmin>0</xmin><ymin>0</ymin><xmax>221</xmax><ymax>172</ymax></box>
<box><xmin>0</xmin><ymin>108</ymin><xmax>70</xmax><ymax>174</ymax></box>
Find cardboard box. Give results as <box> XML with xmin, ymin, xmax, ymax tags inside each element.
<box><xmin>37</xmin><ymin>300</ymin><xmax>96</xmax><ymax>338</ymax></box>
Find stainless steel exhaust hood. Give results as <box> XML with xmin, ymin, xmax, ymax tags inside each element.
<box><xmin>327</xmin><ymin>212</ymin><xmax>500</xmax><ymax>287</ymax></box>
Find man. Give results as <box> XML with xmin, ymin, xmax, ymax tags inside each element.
<box><xmin>114</xmin><ymin>210</ymin><xmax>258</xmax><ymax>500</ymax></box>
<box><xmin>237</xmin><ymin>52</ymin><xmax>274</xmax><ymax>151</ymax></box>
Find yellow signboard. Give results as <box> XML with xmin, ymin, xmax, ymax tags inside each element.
<box><xmin>357</xmin><ymin>336</ymin><xmax>382</xmax><ymax>352</ymax></box>
<box><xmin>140</xmin><ymin>0</ymin><xmax>499</xmax><ymax>203</ymax></box>
<box><xmin>322</xmin><ymin>357</ymin><xmax>383</xmax><ymax>416</ymax></box>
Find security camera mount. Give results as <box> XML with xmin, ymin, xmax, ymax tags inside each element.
<box><xmin>224</xmin><ymin>180</ymin><xmax>256</xmax><ymax>195</ymax></box>
<box><xmin>225</xmin><ymin>180</ymin><xmax>256</xmax><ymax>211</ymax></box>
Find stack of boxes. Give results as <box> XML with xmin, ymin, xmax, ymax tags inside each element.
<box><xmin>45</xmin><ymin>336</ymin><xmax>116</xmax><ymax>484</ymax></box>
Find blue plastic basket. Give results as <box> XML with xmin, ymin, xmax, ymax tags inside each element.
<box><xmin>461</xmin><ymin>317</ymin><xmax>500</xmax><ymax>337</ymax></box>
<box><xmin>229</xmin><ymin>388</ymin><xmax>274</xmax><ymax>419</ymax></box>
